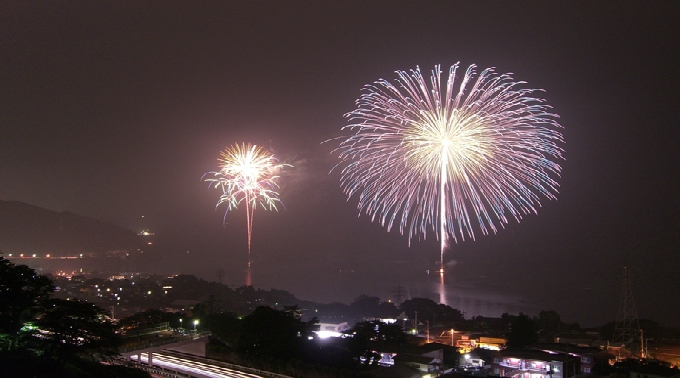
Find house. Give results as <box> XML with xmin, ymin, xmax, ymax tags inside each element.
<box><xmin>369</xmin><ymin>364</ymin><xmax>425</xmax><ymax>378</ymax></box>
<box><xmin>462</xmin><ymin>348</ymin><xmax>578</xmax><ymax>378</ymax></box>
<box><xmin>478</xmin><ymin>336</ymin><xmax>506</xmax><ymax>351</ymax></box>
<box><xmin>491</xmin><ymin>350</ymin><xmax>572</xmax><ymax>378</ymax></box>
<box><xmin>460</xmin><ymin>347</ymin><xmax>496</xmax><ymax>368</ymax></box>
<box><xmin>530</xmin><ymin>343</ymin><xmax>612</xmax><ymax>375</ymax></box>
<box><xmin>555</xmin><ymin>332</ymin><xmax>603</xmax><ymax>348</ymax></box>
<box><xmin>393</xmin><ymin>353</ymin><xmax>442</xmax><ymax>376</ymax></box>
<box><xmin>629</xmin><ymin>364</ymin><xmax>680</xmax><ymax>378</ymax></box>
<box><xmin>454</xmin><ymin>333</ymin><xmax>507</xmax><ymax>353</ymax></box>
<box><xmin>363</xmin><ymin>341</ymin><xmax>447</xmax><ymax>377</ymax></box>
<box><xmin>316</xmin><ymin>322</ymin><xmax>350</xmax><ymax>338</ymax></box>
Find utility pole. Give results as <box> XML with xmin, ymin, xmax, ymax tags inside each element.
<box><xmin>426</xmin><ymin>321</ymin><xmax>430</xmax><ymax>343</ymax></box>
<box><xmin>216</xmin><ymin>269</ymin><xmax>225</xmax><ymax>285</ymax></box>
<box><xmin>414</xmin><ymin>311</ymin><xmax>418</xmax><ymax>335</ymax></box>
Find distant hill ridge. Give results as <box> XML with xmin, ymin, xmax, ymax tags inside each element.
<box><xmin>0</xmin><ymin>200</ymin><xmax>142</xmax><ymax>255</ymax></box>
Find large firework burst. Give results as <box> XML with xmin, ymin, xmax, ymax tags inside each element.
<box><xmin>333</xmin><ymin>63</ymin><xmax>564</xmax><ymax>268</ymax></box>
<box><xmin>204</xmin><ymin>143</ymin><xmax>289</xmax><ymax>267</ymax></box>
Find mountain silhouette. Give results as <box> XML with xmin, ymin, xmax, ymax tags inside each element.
<box><xmin>0</xmin><ymin>200</ymin><xmax>142</xmax><ymax>255</ymax></box>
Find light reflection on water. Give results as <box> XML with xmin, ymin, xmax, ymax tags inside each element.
<box><xmin>250</xmin><ymin>259</ymin><xmax>541</xmax><ymax>318</ymax></box>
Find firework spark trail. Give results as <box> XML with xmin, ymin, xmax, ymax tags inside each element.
<box><xmin>333</xmin><ymin>63</ymin><xmax>564</xmax><ymax>269</ymax></box>
<box><xmin>204</xmin><ymin>143</ymin><xmax>289</xmax><ymax>269</ymax></box>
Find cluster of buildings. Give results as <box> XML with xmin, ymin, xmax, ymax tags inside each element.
<box><xmin>366</xmin><ymin>339</ymin><xmax>602</xmax><ymax>378</ymax></box>
<box><xmin>49</xmin><ymin>271</ymin><xmax>172</xmax><ymax>319</ymax></box>
<box><xmin>316</xmin><ymin>318</ymin><xmax>679</xmax><ymax>378</ymax></box>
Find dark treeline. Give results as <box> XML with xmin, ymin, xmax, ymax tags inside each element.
<box><xmin>0</xmin><ymin>254</ymin><xmax>148</xmax><ymax>378</ymax></box>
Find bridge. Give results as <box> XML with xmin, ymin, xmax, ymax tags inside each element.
<box><xmin>118</xmin><ymin>322</ymin><xmax>211</xmax><ymax>367</ymax></box>
<box><xmin>115</xmin><ymin>324</ymin><xmax>292</xmax><ymax>377</ymax></box>
<box><xmin>120</xmin><ymin>333</ymin><xmax>210</xmax><ymax>365</ymax></box>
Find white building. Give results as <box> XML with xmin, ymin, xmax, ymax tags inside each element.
<box><xmin>316</xmin><ymin>322</ymin><xmax>350</xmax><ymax>338</ymax></box>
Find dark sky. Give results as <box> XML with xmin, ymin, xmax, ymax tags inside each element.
<box><xmin>2</xmin><ymin>1</ymin><xmax>679</xmax><ymax>327</ymax></box>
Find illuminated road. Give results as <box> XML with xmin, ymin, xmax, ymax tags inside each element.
<box><xmin>132</xmin><ymin>352</ymin><xmax>266</xmax><ymax>378</ymax></box>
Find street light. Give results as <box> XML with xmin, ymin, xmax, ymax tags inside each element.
<box><xmin>179</xmin><ymin>318</ymin><xmax>183</xmax><ymax>330</ymax></box>
<box><xmin>193</xmin><ymin>319</ymin><xmax>199</xmax><ymax>333</ymax></box>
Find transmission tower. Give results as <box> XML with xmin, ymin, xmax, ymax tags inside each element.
<box><xmin>612</xmin><ymin>266</ymin><xmax>641</xmax><ymax>351</ymax></box>
<box><xmin>393</xmin><ymin>284</ymin><xmax>406</xmax><ymax>305</ymax></box>
<box><xmin>216</xmin><ymin>269</ymin><xmax>225</xmax><ymax>285</ymax></box>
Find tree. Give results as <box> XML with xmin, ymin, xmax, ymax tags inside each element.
<box><xmin>0</xmin><ymin>254</ymin><xmax>142</xmax><ymax>377</ymax></box>
<box><xmin>118</xmin><ymin>308</ymin><xmax>184</xmax><ymax>330</ymax></box>
<box><xmin>193</xmin><ymin>294</ymin><xmax>222</xmax><ymax>319</ymax></box>
<box><xmin>345</xmin><ymin>320</ymin><xmax>406</xmax><ymax>365</ymax></box>
<box><xmin>436</xmin><ymin>303</ymin><xmax>465</xmax><ymax>323</ymax></box>
<box><xmin>0</xmin><ymin>255</ymin><xmax>54</xmax><ymax>350</ymax></box>
<box><xmin>506</xmin><ymin>313</ymin><xmax>538</xmax><ymax>350</ymax></box>
<box><xmin>501</xmin><ymin>312</ymin><xmax>515</xmax><ymax>328</ymax></box>
<box><xmin>376</xmin><ymin>301</ymin><xmax>400</xmax><ymax>319</ymax></box>
<box><xmin>32</xmin><ymin>298</ymin><xmax>120</xmax><ymax>361</ymax></box>
<box><xmin>400</xmin><ymin>298</ymin><xmax>464</xmax><ymax>326</ymax></box>
<box><xmin>401</xmin><ymin>298</ymin><xmax>439</xmax><ymax>321</ymax></box>
<box><xmin>537</xmin><ymin>310</ymin><xmax>561</xmax><ymax>332</ymax></box>
<box><xmin>236</xmin><ymin>306</ymin><xmax>317</xmax><ymax>360</ymax></box>
<box><xmin>350</xmin><ymin>294</ymin><xmax>381</xmax><ymax>318</ymax></box>
<box><xmin>203</xmin><ymin>311</ymin><xmax>241</xmax><ymax>348</ymax></box>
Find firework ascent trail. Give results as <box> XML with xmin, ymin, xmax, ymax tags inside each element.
<box><xmin>332</xmin><ymin>63</ymin><xmax>564</xmax><ymax>270</ymax></box>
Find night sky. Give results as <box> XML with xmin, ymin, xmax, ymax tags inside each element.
<box><xmin>2</xmin><ymin>1</ymin><xmax>679</xmax><ymax>327</ymax></box>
